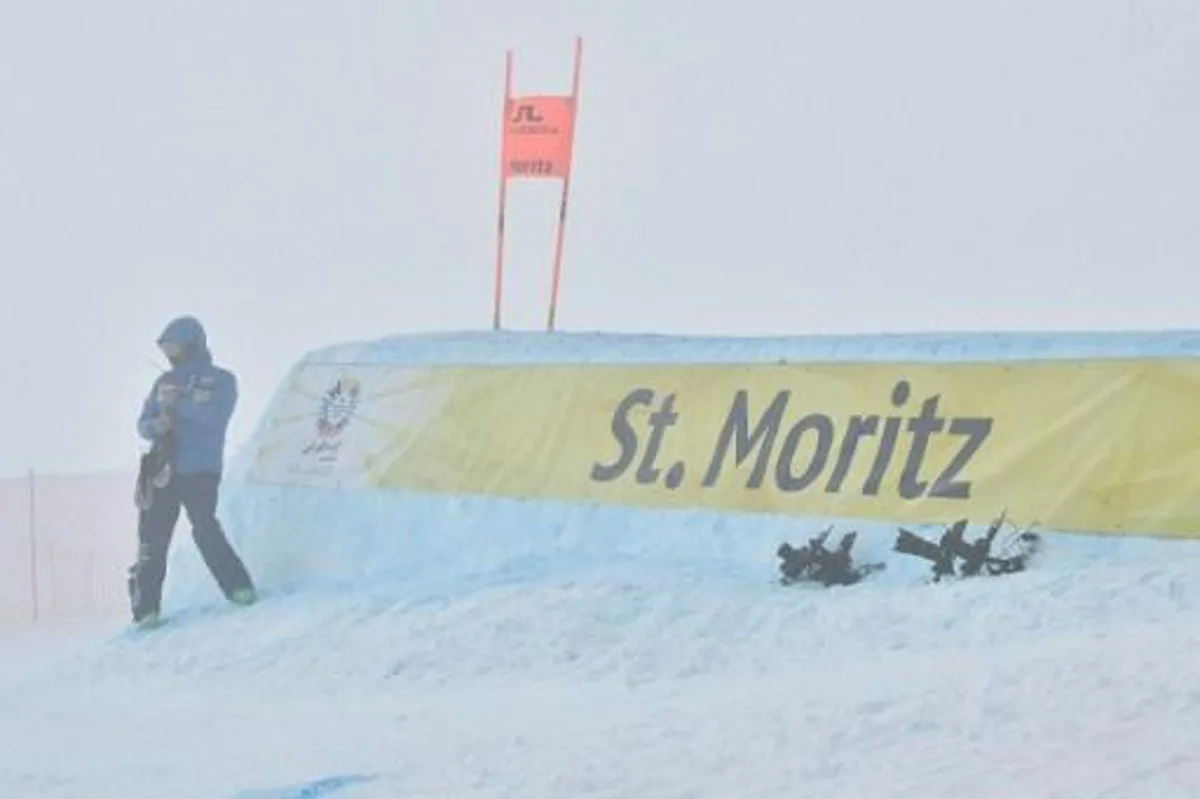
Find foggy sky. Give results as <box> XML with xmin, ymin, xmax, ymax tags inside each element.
<box><xmin>2</xmin><ymin>0</ymin><xmax>1198</xmax><ymax>477</ymax></box>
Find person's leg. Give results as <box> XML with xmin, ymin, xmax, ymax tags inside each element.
<box><xmin>128</xmin><ymin>479</ymin><xmax>182</xmax><ymax>623</ymax></box>
<box><xmin>178</xmin><ymin>472</ymin><xmax>256</xmax><ymax>602</ymax></box>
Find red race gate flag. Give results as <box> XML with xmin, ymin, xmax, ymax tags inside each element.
<box><xmin>503</xmin><ymin>95</ymin><xmax>576</xmax><ymax>179</ymax></box>
<box><xmin>492</xmin><ymin>37</ymin><xmax>582</xmax><ymax>332</ymax></box>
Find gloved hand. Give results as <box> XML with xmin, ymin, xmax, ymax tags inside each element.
<box><xmin>147</xmin><ymin>414</ymin><xmax>174</xmax><ymax>436</ymax></box>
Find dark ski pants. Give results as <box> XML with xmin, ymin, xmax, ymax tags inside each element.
<box><xmin>129</xmin><ymin>471</ymin><xmax>254</xmax><ymax>620</ymax></box>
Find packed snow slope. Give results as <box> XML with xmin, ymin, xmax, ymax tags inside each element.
<box><xmin>4</xmin><ymin>330</ymin><xmax>1200</xmax><ymax>798</ymax></box>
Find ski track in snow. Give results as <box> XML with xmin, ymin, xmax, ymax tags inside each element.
<box><xmin>5</xmin><ymin>331</ymin><xmax>1200</xmax><ymax>797</ymax></box>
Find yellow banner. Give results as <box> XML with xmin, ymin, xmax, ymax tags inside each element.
<box><xmin>248</xmin><ymin>359</ymin><xmax>1200</xmax><ymax>537</ymax></box>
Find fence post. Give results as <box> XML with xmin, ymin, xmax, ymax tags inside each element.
<box><xmin>28</xmin><ymin>468</ymin><xmax>39</xmax><ymax>622</ymax></box>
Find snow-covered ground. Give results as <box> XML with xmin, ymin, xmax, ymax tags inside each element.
<box><xmin>4</xmin><ymin>529</ymin><xmax>1200</xmax><ymax>798</ymax></box>
<box><xmin>5</xmin><ymin>331</ymin><xmax>1200</xmax><ymax>798</ymax></box>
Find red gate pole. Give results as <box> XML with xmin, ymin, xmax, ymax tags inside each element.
<box><xmin>492</xmin><ymin>50</ymin><xmax>514</xmax><ymax>330</ymax></box>
<box><xmin>546</xmin><ymin>36</ymin><xmax>583</xmax><ymax>332</ymax></box>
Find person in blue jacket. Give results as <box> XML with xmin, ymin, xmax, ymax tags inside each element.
<box><xmin>128</xmin><ymin>315</ymin><xmax>256</xmax><ymax>627</ymax></box>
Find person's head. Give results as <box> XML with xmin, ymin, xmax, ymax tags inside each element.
<box><xmin>157</xmin><ymin>316</ymin><xmax>210</xmax><ymax>368</ymax></box>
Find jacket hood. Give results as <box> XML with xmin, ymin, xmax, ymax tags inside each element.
<box><xmin>158</xmin><ymin>315</ymin><xmax>212</xmax><ymax>364</ymax></box>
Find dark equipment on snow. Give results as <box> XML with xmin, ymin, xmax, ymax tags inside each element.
<box><xmin>893</xmin><ymin>509</ymin><xmax>1040</xmax><ymax>582</ymax></box>
<box><xmin>134</xmin><ymin>429</ymin><xmax>176</xmax><ymax>510</ymax></box>
<box><xmin>777</xmin><ymin>527</ymin><xmax>885</xmax><ymax>587</ymax></box>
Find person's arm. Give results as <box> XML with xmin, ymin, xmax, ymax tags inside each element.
<box><xmin>136</xmin><ymin>378</ymin><xmax>173</xmax><ymax>441</ymax></box>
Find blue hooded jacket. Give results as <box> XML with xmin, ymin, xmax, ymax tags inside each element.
<box><xmin>137</xmin><ymin>316</ymin><xmax>238</xmax><ymax>475</ymax></box>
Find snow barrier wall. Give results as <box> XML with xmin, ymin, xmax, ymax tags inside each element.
<box><xmin>163</xmin><ymin>330</ymin><xmax>1200</xmax><ymax>605</ymax></box>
